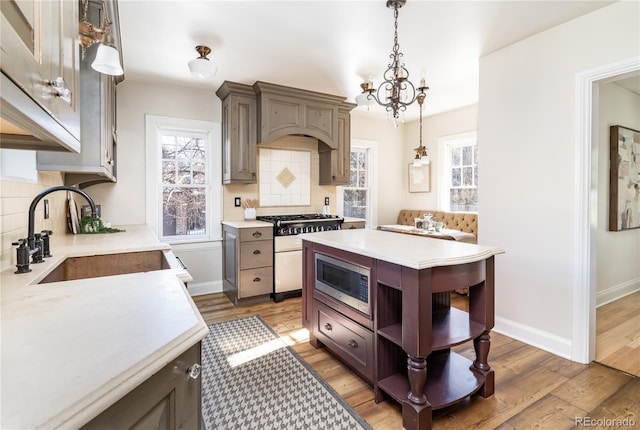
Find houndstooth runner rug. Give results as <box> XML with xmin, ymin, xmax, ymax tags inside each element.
<box><xmin>201</xmin><ymin>315</ymin><xmax>372</xmax><ymax>430</ymax></box>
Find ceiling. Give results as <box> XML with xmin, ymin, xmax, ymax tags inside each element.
<box><xmin>117</xmin><ymin>0</ymin><xmax>615</xmax><ymax>119</ymax></box>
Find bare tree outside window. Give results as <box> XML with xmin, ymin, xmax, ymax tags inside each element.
<box><xmin>343</xmin><ymin>149</ymin><xmax>368</xmax><ymax>219</ymax></box>
<box><xmin>161</xmin><ymin>133</ymin><xmax>208</xmax><ymax>237</ymax></box>
<box><xmin>448</xmin><ymin>140</ymin><xmax>478</xmax><ymax>212</ymax></box>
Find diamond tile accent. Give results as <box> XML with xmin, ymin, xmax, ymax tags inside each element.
<box><xmin>276</xmin><ymin>167</ymin><xmax>296</xmax><ymax>189</ymax></box>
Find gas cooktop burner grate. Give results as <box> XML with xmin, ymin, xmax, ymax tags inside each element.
<box><xmin>257</xmin><ymin>214</ymin><xmax>344</xmax><ymax>236</ymax></box>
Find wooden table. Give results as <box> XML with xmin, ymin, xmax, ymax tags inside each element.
<box><xmin>377</xmin><ymin>224</ymin><xmax>477</xmax><ymax>243</ymax></box>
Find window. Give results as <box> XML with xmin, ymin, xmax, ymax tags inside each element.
<box><xmin>337</xmin><ymin>139</ymin><xmax>377</xmax><ymax>227</ymax></box>
<box><xmin>146</xmin><ymin>115</ymin><xmax>222</xmax><ymax>243</ymax></box>
<box><xmin>438</xmin><ymin>132</ymin><xmax>478</xmax><ymax>212</ymax></box>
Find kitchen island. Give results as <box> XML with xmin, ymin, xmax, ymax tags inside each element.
<box><xmin>299</xmin><ymin>229</ymin><xmax>504</xmax><ymax>430</ymax></box>
<box><xmin>0</xmin><ymin>225</ymin><xmax>209</xmax><ymax>429</ymax></box>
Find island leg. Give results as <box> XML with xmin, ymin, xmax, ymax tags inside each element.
<box><xmin>403</xmin><ymin>354</ymin><xmax>431</xmax><ymax>430</ymax></box>
<box><xmin>473</xmin><ymin>330</ymin><xmax>494</xmax><ymax>397</ymax></box>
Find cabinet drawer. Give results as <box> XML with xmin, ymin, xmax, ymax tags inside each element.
<box><xmin>239</xmin><ymin>267</ymin><xmax>273</xmax><ymax>298</ymax></box>
<box><xmin>239</xmin><ymin>227</ymin><xmax>273</xmax><ymax>242</ymax></box>
<box><xmin>316</xmin><ymin>302</ymin><xmax>373</xmax><ymax>382</ymax></box>
<box><xmin>239</xmin><ymin>240</ymin><xmax>273</xmax><ymax>270</ymax></box>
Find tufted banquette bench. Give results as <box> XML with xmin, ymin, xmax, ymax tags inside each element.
<box><xmin>396</xmin><ymin>209</ymin><xmax>478</xmax><ymax>243</ymax></box>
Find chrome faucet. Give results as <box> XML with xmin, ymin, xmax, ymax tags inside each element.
<box><xmin>13</xmin><ymin>186</ymin><xmax>97</xmax><ymax>274</ymax></box>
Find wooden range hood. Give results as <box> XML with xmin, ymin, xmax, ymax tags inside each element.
<box><xmin>216</xmin><ymin>81</ymin><xmax>355</xmax><ymax>185</ymax></box>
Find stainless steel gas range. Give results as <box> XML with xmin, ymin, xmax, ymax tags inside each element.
<box><xmin>256</xmin><ymin>214</ymin><xmax>344</xmax><ymax>302</ymax></box>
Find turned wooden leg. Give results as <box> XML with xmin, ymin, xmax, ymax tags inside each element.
<box><xmin>404</xmin><ymin>354</ymin><xmax>431</xmax><ymax>430</ymax></box>
<box><xmin>407</xmin><ymin>355</ymin><xmax>427</xmax><ymax>405</ymax></box>
<box><xmin>473</xmin><ymin>330</ymin><xmax>491</xmax><ymax>371</ymax></box>
<box><xmin>473</xmin><ymin>330</ymin><xmax>494</xmax><ymax>397</ymax></box>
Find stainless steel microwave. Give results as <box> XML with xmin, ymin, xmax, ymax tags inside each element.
<box><xmin>314</xmin><ymin>253</ymin><xmax>371</xmax><ymax>316</ymax></box>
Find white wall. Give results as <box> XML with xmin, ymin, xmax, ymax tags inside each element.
<box><xmin>401</xmin><ymin>104</ymin><xmax>478</xmax><ymax>213</ymax></box>
<box><xmin>86</xmin><ymin>81</ymin><xmax>222</xmax><ymax>293</ymax></box>
<box><xmin>479</xmin><ymin>1</ymin><xmax>640</xmax><ymax>358</ymax></box>
<box><xmin>350</xmin><ymin>111</ymin><xmax>406</xmax><ymax>225</ymax></box>
<box><xmin>596</xmin><ymin>82</ymin><xmax>640</xmax><ymax>305</ymax></box>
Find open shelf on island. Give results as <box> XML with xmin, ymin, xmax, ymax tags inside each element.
<box><xmin>377</xmin><ymin>323</ymin><xmax>402</xmax><ymax>345</ymax></box>
<box><xmin>376</xmin><ymin>351</ymin><xmax>484</xmax><ymax>410</ymax></box>
<box><xmin>432</xmin><ymin>307</ymin><xmax>485</xmax><ymax>350</ymax></box>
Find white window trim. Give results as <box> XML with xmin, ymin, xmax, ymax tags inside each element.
<box><xmin>437</xmin><ymin>131</ymin><xmax>477</xmax><ymax>212</ymax></box>
<box><xmin>337</xmin><ymin>138</ymin><xmax>378</xmax><ymax>228</ymax></box>
<box><xmin>145</xmin><ymin>115</ymin><xmax>222</xmax><ymax>243</ymax></box>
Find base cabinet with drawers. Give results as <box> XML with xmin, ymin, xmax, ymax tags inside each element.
<box><xmin>222</xmin><ymin>221</ymin><xmax>273</xmax><ymax>305</ymax></box>
<box><xmin>341</xmin><ymin>219</ymin><xmax>366</xmax><ymax>230</ymax></box>
<box><xmin>81</xmin><ymin>342</ymin><xmax>202</xmax><ymax>430</ymax></box>
<box><xmin>302</xmin><ymin>240</ymin><xmax>497</xmax><ymax>430</ymax></box>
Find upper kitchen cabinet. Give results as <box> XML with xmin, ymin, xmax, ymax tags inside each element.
<box><xmin>215</xmin><ymin>80</ymin><xmax>354</xmax><ymax>185</ymax></box>
<box><xmin>0</xmin><ymin>0</ymin><xmax>81</xmax><ymax>152</ymax></box>
<box><xmin>216</xmin><ymin>81</ymin><xmax>257</xmax><ymax>184</ymax></box>
<box><xmin>319</xmin><ymin>102</ymin><xmax>355</xmax><ymax>185</ymax></box>
<box><xmin>37</xmin><ymin>0</ymin><xmax>123</xmax><ymax>188</ymax></box>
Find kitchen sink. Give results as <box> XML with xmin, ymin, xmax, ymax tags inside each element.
<box><xmin>38</xmin><ymin>250</ymin><xmax>172</xmax><ymax>284</ymax></box>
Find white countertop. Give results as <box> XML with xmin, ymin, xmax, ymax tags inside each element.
<box><xmin>0</xmin><ymin>225</ymin><xmax>209</xmax><ymax>429</ymax></box>
<box><xmin>221</xmin><ymin>219</ymin><xmax>273</xmax><ymax>228</ymax></box>
<box><xmin>298</xmin><ymin>229</ymin><xmax>504</xmax><ymax>269</ymax></box>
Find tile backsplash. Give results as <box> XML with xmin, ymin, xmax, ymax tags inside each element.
<box><xmin>222</xmin><ymin>135</ymin><xmax>337</xmax><ymax>220</ymax></box>
<box><xmin>259</xmin><ymin>148</ymin><xmax>310</xmax><ymax>206</ymax></box>
<box><xmin>0</xmin><ymin>172</ymin><xmax>67</xmax><ymax>271</ymax></box>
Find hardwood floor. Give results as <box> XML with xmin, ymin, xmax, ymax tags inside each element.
<box><xmin>193</xmin><ymin>293</ymin><xmax>640</xmax><ymax>430</ymax></box>
<box><xmin>596</xmin><ymin>291</ymin><xmax>640</xmax><ymax>377</ymax></box>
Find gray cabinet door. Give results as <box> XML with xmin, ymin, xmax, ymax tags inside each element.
<box><xmin>81</xmin><ymin>343</ymin><xmax>202</xmax><ymax>430</ymax></box>
<box><xmin>217</xmin><ymin>81</ymin><xmax>257</xmax><ymax>184</ymax></box>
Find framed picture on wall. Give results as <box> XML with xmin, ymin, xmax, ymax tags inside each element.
<box><xmin>408</xmin><ymin>163</ymin><xmax>431</xmax><ymax>193</ymax></box>
<box><xmin>609</xmin><ymin>125</ymin><xmax>640</xmax><ymax>231</ymax></box>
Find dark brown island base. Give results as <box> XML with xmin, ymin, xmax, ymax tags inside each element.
<box><xmin>299</xmin><ymin>229</ymin><xmax>504</xmax><ymax>430</ymax></box>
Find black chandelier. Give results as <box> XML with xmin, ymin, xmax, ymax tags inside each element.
<box><xmin>358</xmin><ymin>0</ymin><xmax>428</xmax><ymax>122</ymax></box>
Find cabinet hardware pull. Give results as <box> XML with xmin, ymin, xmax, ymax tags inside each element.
<box><xmin>324</xmin><ymin>323</ymin><xmax>332</xmax><ymax>331</ymax></box>
<box><xmin>186</xmin><ymin>363</ymin><xmax>201</xmax><ymax>379</ymax></box>
<box><xmin>45</xmin><ymin>77</ymin><xmax>71</xmax><ymax>103</ymax></box>
<box><xmin>253</xmin><ymin>277</ymin><xmax>261</xmax><ymax>282</ymax></box>
<box><xmin>348</xmin><ymin>339</ymin><xmax>358</xmax><ymax>349</ymax></box>
<box><xmin>253</xmin><ymin>250</ymin><xmax>261</xmax><ymax>255</ymax></box>
<box><xmin>252</xmin><ymin>231</ymin><xmax>262</xmax><ymax>238</ymax></box>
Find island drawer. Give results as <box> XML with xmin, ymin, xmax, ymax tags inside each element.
<box><xmin>315</xmin><ymin>302</ymin><xmax>374</xmax><ymax>382</ymax></box>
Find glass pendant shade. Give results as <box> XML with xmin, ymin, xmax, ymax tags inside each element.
<box><xmin>189</xmin><ymin>58</ymin><xmax>217</xmax><ymax>79</ymax></box>
<box><xmin>91</xmin><ymin>43</ymin><xmax>124</xmax><ymax>76</ymax></box>
<box><xmin>355</xmin><ymin>92</ymin><xmax>374</xmax><ymax>109</ymax></box>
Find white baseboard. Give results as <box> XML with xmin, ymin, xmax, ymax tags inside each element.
<box><xmin>596</xmin><ymin>278</ymin><xmax>640</xmax><ymax>307</ymax></box>
<box><xmin>494</xmin><ymin>316</ymin><xmax>572</xmax><ymax>360</ymax></box>
<box><xmin>188</xmin><ymin>280</ymin><xmax>223</xmax><ymax>297</ymax></box>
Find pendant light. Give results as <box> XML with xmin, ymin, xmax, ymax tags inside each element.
<box><xmin>412</xmin><ymin>94</ymin><xmax>430</xmax><ymax>166</ymax></box>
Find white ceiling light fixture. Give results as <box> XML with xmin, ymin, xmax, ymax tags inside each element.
<box><xmin>79</xmin><ymin>0</ymin><xmax>124</xmax><ymax>76</ymax></box>
<box><xmin>188</xmin><ymin>46</ymin><xmax>217</xmax><ymax>79</ymax></box>
<box><xmin>358</xmin><ymin>0</ymin><xmax>428</xmax><ymax>125</ymax></box>
<box><xmin>412</xmin><ymin>93</ymin><xmax>430</xmax><ymax>166</ymax></box>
